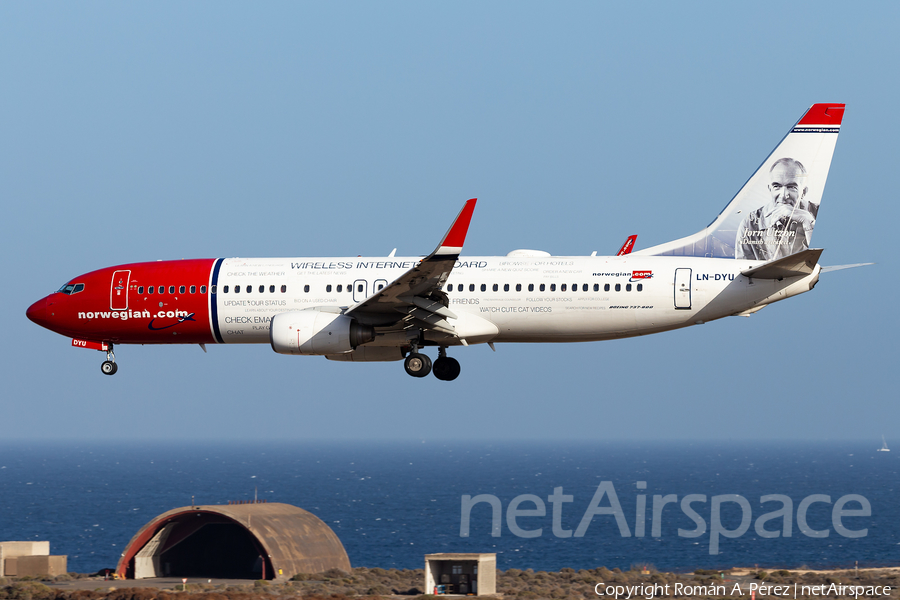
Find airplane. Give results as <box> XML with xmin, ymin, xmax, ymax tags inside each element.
<box><xmin>27</xmin><ymin>103</ymin><xmax>862</xmax><ymax>381</ymax></box>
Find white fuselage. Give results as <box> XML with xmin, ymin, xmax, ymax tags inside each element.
<box><xmin>214</xmin><ymin>255</ymin><xmax>819</xmax><ymax>345</ymax></box>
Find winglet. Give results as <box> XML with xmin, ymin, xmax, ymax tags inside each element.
<box><xmin>435</xmin><ymin>198</ymin><xmax>477</xmax><ymax>256</ymax></box>
<box><xmin>616</xmin><ymin>235</ymin><xmax>637</xmax><ymax>256</ymax></box>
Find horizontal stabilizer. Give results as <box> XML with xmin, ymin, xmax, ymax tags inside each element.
<box><xmin>821</xmin><ymin>263</ymin><xmax>874</xmax><ymax>273</ymax></box>
<box><xmin>742</xmin><ymin>248</ymin><xmax>823</xmax><ymax>279</ymax></box>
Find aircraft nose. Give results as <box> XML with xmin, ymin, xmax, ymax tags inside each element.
<box><xmin>26</xmin><ymin>297</ymin><xmax>49</xmax><ymax>327</ymax></box>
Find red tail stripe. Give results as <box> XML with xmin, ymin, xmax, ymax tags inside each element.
<box><xmin>797</xmin><ymin>103</ymin><xmax>845</xmax><ymax>126</ymax></box>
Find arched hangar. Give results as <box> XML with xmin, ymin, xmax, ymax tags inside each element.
<box><xmin>117</xmin><ymin>502</ymin><xmax>350</xmax><ymax>581</ymax></box>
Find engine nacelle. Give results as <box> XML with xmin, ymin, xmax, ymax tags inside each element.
<box><xmin>270</xmin><ymin>309</ymin><xmax>375</xmax><ymax>356</ymax></box>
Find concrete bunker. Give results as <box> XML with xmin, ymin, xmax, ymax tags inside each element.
<box><xmin>118</xmin><ymin>502</ymin><xmax>350</xmax><ymax>581</ymax></box>
<box><xmin>425</xmin><ymin>553</ymin><xmax>496</xmax><ymax>595</ymax></box>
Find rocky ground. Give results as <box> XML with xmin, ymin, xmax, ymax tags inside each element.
<box><xmin>2</xmin><ymin>565</ymin><xmax>899</xmax><ymax>600</ymax></box>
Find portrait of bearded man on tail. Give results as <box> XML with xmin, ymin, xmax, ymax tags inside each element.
<box><xmin>735</xmin><ymin>157</ymin><xmax>818</xmax><ymax>261</ymax></box>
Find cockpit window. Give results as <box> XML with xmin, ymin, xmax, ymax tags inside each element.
<box><xmin>57</xmin><ymin>283</ymin><xmax>85</xmax><ymax>295</ymax></box>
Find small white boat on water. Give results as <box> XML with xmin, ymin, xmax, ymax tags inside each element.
<box><xmin>877</xmin><ymin>435</ymin><xmax>890</xmax><ymax>452</ymax></box>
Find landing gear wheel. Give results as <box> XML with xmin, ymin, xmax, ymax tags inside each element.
<box><xmin>101</xmin><ymin>360</ymin><xmax>118</xmax><ymax>376</ymax></box>
<box><xmin>433</xmin><ymin>356</ymin><xmax>461</xmax><ymax>381</ymax></box>
<box><xmin>404</xmin><ymin>353</ymin><xmax>432</xmax><ymax>378</ymax></box>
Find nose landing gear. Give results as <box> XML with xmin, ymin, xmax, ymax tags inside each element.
<box><xmin>100</xmin><ymin>344</ymin><xmax>118</xmax><ymax>376</ymax></box>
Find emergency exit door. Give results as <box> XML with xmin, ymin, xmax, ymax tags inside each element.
<box><xmin>674</xmin><ymin>268</ymin><xmax>691</xmax><ymax>309</ymax></box>
<box><xmin>353</xmin><ymin>279</ymin><xmax>368</xmax><ymax>303</ymax></box>
<box><xmin>110</xmin><ymin>270</ymin><xmax>131</xmax><ymax>310</ymax></box>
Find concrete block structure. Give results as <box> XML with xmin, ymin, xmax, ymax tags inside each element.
<box><xmin>425</xmin><ymin>553</ymin><xmax>496</xmax><ymax>596</ymax></box>
<box><xmin>0</xmin><ymin>542</ymin><xmax>66</xmax><ymax>578</ymax></box>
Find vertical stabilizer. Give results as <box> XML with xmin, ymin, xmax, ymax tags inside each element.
<box><xmin>636</xmin><ymin>104</ymin><xmax>844</xmax><ymax>260</ymax></box>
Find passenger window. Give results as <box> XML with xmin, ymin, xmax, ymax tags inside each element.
<box><xmin>138</xmin><ymin>286</ymin><xmax>144</xmax><ymax>294</ymax></box>
<box><xmin>357</xmin><ymin>284</ymin><xmax>363</xmax><ymax>292</ymax></box>
<box><xmin>516</xmin><ymin>283</ymin><xmax>522</xmax><ymax>292</ymax></box>
<box><xmin>337</xmin><ymin>284</ymin><xmax>343</xmax><ymax>293</ymax></box>
<box><xmin>528</xmin><ymin>283</ymin><xmax>534</xmax><ymax>292</ymax></box>
<box><xmin>281</xmin><ymin>285</ymin><xmax>287</xmax><ymax>293</ymax></box>
<box><xmin>190</xmin><ymin>285</ymin><xmax>196</xmax><ymax>294</ymax></box>
<box><xmin>209</xmin><ymin>285</ymin><xmax>215</xmax><ymax>294</ymax></box>
<box><xmin>503</xmin><ymin>283</ymin><xmax>509</xmax><ymax>292</ymax></box>
<box><xmin>615</xmin><ymin>284</ymin><xmax>621</xmax><ymax>292</ymax></box>
<box><xmin>223</xmin><ymin>286</ymin><xmax>229</xmax><ymax>293</ymax></box>
<box><xmin>492</xmin><ymin>284</ymin><xmax>498</xmax><ymax>292</ymax></box>
<box><xmin>626</xmin><ymin>284</ymin><xmax>632</xmax><ymax>292</ymax></box>
<box><xmin>561</xmin><ymin>284</ymin><xmax>567</xmax><ymax>292</ymax></box>
<box><xmin>167</xmin><ymin>286</ymin><xmax>174</xmax><ymax>294</ymax></box>
<box><xmin>304</xmin><ymin>285</ymin><xmax>310</xmax><ymax>293</ymax></box>
<box><xmin>481</xmin><ymin>284</ymin><xmax>486</xmax><ymax>292</ymax></box>
<box><xmin>604</xmin><ymin>284</ymin><xmax>610</xmax><ymax>292</ymax></box>
<box><xmin>234</xmin><ymin>285</ymin><xmax>240</xmax><ymax>293</ymax></box>
<box><xmin>637</xmin><ymin>283</ymin><xmax>643</xmax><ymax>292</ymax></box>
<box><xmin>593</xmin><ymin>284</ymin><xmax>599</xmax><ymax>292</ymax></box>
<box><xmin>201</xmin><ymin>285</ymin><xmax>207</xmax><ymax>294</ymax></box>
<box><xmin>148</xmin><ymin>286</ymin><xmax>155</xmax><ymax>294</ymax></box>
<box><xmin>550</xmin><ymin>284</ymin><xmax>556</xmax><ymax>292</ymax></box>
<box><xmin>259</xmin><ymin>285</ymin><xmax>264</xmax><ymax>293</ymax></box>
<box><xmin>246</xmin><ymin>285</ymin><xmax>252</xmax><ymax>293</ymax></box>
<box><xmin>326</xmin><ymin>285</ymin><xmax>333</xmax><ymax>292</ymax></box>
<box><xmin>540</xmin><ymin>283</ymin><xmax>545</xmax><ymax>292</ymax></box>
<box><xmin>583</xmin><ymin>284</ymin><xmax>588</xmax><ymax>292</ymax></box>
<box><xmin>469</xmin><ymin>284</ymin><xmax>475</xmax><ymax>292</ymax></box>
<box><xmin>179</xmin><ymin>285</ymin><xmax>186</xmax><ymax>294</ymax></box>
<box><xmin>377</xmin><ymin>284</ymin><xmax>384</xmax><ymax>291</ymax></box>
<box><xmin>158</xmin><ymin>286</ymin><xmax>164</xmax><ymax>295</ymax></box>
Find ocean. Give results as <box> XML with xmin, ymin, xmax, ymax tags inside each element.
<box><xmin>0</xmin><ymin>441</ymin><xmax>896</xmax><ymax>574</ymax></box>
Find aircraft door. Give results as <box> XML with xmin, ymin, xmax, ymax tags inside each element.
<box><xmin>111</xmin><ymin>270</ymin><xmax>131</xmax><ymax>311</ymax></box>
<box><xmin>674</xmin><ymin>268</ymin><xmax>691</xmax><ymax>309</ymax></box>
<box><xmin>353</xmin><ymin>279</ymin><xmax>368</xmax><ymax>303</ymax></box>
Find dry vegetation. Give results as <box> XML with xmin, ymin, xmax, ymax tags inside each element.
<box><xmin>2</xmin><ymin>566</ymin><xmax>900</xmax><ymax>600</ymax></box>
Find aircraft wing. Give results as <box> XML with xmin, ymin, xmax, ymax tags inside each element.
<box><xmin>344</xmin><ymin>199</ymin><xmax>476</xmax><ymax>333</ymax></box>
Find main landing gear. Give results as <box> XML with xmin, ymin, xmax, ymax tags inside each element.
<box><xmin>100</xmin><ymin>344</ymin><xmax>118</xmax><ymax>376</ymax></box>
<box><xmin>403</xmin><ymin>346</ymin><xmax>460</xmax><ymax>381</ymax></box>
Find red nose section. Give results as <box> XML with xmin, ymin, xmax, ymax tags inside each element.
<box><xmin>26</xmin><ymin>297</ymin><xmax>49</xmax><ymax>328</ymax></box>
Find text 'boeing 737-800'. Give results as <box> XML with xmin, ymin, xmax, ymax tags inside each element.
<box><xmin>27</xmin><ymin>103</ymin><xmax>866</xmax><ymax>380</ymax></box>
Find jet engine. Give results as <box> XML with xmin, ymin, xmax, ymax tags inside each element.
<box><xmin>270</xmin><ymin>309</ymin><xmax>375</xmax><ymax>355</ymax></box>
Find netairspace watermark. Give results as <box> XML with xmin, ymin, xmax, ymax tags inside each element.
<box><xmin>593</xmin><ymin>582</ymin><xmax>891</xmax><ymax>599</ymax></box>
<box><xmin>459</xmin><ymin>481</ymin><xmax>871</xmax><ymax>555</ymax></box>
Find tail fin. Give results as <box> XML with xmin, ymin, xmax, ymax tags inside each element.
<box><xmin>636</xmin><ymin>103</ymin><xmax>844</xmax><ymax>260</ymax></box>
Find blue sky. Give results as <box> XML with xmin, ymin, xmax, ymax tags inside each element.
<box><xmin>2</xmin><ymin>1</ymin><xmax>897</xmax><ymax>442</ymax></box>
